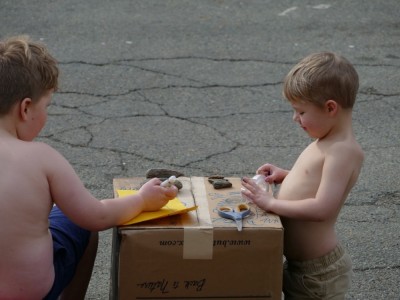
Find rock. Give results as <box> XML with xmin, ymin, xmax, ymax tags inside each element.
<box><xmin>208</xmin><ymin>175</ymin><xmax>225</xmax><ymax>183</ymax></box>
<box><xmin>212</xmin><ymin>179</ymin><xmax>232</xmax><ymax>189</ymax></box>
<box><xmin>173</xmin><ymin>180</ymin><xmax>183</xmax><ymax>190</ymax></box>
<box><xmin>145</xmin><ymin>168</ymin><xmax>184</xmax><ymax>179</ymax></box>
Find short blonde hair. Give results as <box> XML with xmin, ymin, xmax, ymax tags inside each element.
<box><xmin>0</xmin><ymin>35</ymin><xmax>58</xmax><ymax>116</ymax></box>
<box><xmin>283</xmin><ymin>52</ymin><xmax>359</xmax><ymax>109</ymax></box>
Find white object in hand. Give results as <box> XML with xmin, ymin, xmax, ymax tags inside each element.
<box><xmin>252</xmin><ymin>174</ymin><xmax>269</xmax><ymax>192</ymax></box>
<box><xmin>161</xmin><ymin>176</ymin><xmax>177</xmax><ymax>187</ymax></box>
<box><xmin>241</xmin><ymin>174</ymin><xmax>269</xmax><ymax>203</ymax></box>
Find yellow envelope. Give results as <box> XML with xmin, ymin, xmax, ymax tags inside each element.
<box><xmin>117</xmin><ymin>190</ymin><xmax>197</xmax><ymax>225</ymax></box>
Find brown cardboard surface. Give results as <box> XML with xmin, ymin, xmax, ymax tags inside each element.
<box><xmin>201</xmin><ymin>177</ymin><xmax>282</xmax><ymax>229</ymax></box>
<box><xmin>111</xmin><ymin>177</ymin><xmax>283</xmax><ymax>300</ymax></box>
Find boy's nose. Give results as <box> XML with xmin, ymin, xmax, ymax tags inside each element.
<box><xmin>292</xmin><ymin>111</ymin><xmax>299</xmax><ymax>122</ymax></box>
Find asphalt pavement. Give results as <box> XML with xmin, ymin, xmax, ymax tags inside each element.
<box><xmin>1</xmin><ymin>1</ymin><xmax>399</xmax><ymax>299</ymax></box>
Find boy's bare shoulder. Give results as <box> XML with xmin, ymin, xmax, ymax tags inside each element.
<box><xmin>326</xmin><ymin>138</ymin><xmax>364</xmax><ymax>163</ymax></box>
<box><xmin>8</xmin><ymin>140</ymin><xmax>65</xmax><ymax>167</ymax></box>
<box><xmin>30</xmin><ymin>140</ymin><xmax>57</xmax><ymax>151</ymax></box>
<box><xmin>18</xmin><ymin>140</ymin><xmax>58</xmax><ymax>156</ymax></box>
<box><xmin>30</xmin><ymin>141</ymin><xmax>67</xmax><ymax>164</ymax></box>
<box><xmin>1</xmin><ymin>138</ymin><xmax>54</xmax><ymax>156</ymax></box>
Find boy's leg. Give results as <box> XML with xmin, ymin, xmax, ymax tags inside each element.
<box><xmin>283</xmin><ymin>244</ymin><xmax>352</xmax><ymax>300</ymax></box>
<box><xmin>283</xmin><ymin>261</ymin><xmax>316</xmax><ymax>299</ymax></box>
<box><xmin>60</xmin><ymin>231</ymin><xmax>98</xmax><ymax>300</ymax></box>
<box><xmin>44</xmin><ymin>206</ymin><xmax>98</xmax><ymax>300</ymax></box>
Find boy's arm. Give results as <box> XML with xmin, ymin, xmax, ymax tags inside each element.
<box><xmin>243</xmin><ymin>145</ymin><xmax>362</xmax><ymax>221</ymax></box>
<box><xmin>256</xmin><ymin>163</ymin><xmax>289</xmax><ymax>184</ymax></box>
<box><xmin>41</xmin><ymin>143</ymin><xmax>176</xmax><ymax>231</ymax></box>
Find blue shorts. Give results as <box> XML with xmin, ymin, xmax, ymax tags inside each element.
<box><xmin>44</xmin><ymin>206</ymin><xmax>91</xmax><ymax>300</ymax></box>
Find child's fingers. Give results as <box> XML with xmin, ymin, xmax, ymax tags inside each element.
<box><xmin>145</xmin><ymin>177</ymin><xmax>162</xmax><ymax>186</ymax></box>
<box><xmin>164</xmin><ymin>185</ymin><xmax>178</xmax><ymax>198</ymax></box>
<box><xmin>256</xmin><ymin>164</ymin><xmax>272</xmax><ymax>175</ymax></box>
<box><xmin>256</xmin><ymin>168</ymin><xmax>268</xmax><ymax>175</ymax></box>
<box><xmin>241</xmin><ymin>177</ymin><xmax>260</xmax><ymax>193</ymax></box>
<box><xmin>241</xmin><ymin>189</ymin><xmax>253</xmax><ymax>202</ymax></box>
<box><xmin>241</xmin><ymin>177</ymin><xmax>254</xmax><ymax>190</ymax></box>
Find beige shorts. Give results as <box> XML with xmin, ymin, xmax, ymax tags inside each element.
<box><xmin>283</xmin><ymin>243</ymin><xmax>353</xmax><ymax>300</ymax></box>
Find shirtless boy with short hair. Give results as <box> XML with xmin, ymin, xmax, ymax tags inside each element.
<box><xmin>0</xmin><ymin>36</ymin><xmax>178</xmax><ymax>299</ymax></box>
<box><xmin>241</xmin><ymin>52</ymin><xmax>363</xmax><ymax>299</ymax></box>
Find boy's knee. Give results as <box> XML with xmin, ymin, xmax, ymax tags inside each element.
<box><xmin>87</xmin><ymin>232</ymin><xmax>99</xmax><ymax>253</ymax></box>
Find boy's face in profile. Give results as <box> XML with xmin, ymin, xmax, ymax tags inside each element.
<box><xmin>290</xmin><ymin>100</ymin><xmax>332</xmax><ymax>139</ymax></box>
<box><xmin>20</xmin><ymin>89</ymin><xmax>53</xmax><ymax>141</ymax></box>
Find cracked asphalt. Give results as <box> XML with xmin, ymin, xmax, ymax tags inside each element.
<box><xmin>1</xmin><ymin>1</ymin><xmax>399</xmax><ymax>299</ymax></box>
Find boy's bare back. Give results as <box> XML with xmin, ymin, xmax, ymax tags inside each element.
<box><xmin>0</xmin><ymin>35</ymin><xmax>178</xmax><ymax>299</ymax></box>
<box><xmin>0</xmin><ymin>136</ymin><xmax>57</xmax><ymax>297</ymax></box>
<box><xmin>0</xmin><ymin>112</ymin><xmax>176</xmax><ymax>299</ymax></box>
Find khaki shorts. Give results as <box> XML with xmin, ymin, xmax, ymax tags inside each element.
<box><xmin>283</xmin><ymin>243</ymin><xmax>353</xmax><ymax>300</ymax></box>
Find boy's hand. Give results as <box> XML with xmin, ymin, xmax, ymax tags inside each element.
<box><xmin>138</xmin><ymin>178</ymin><xmax>178</xmax><ymax>211</ymax></box>
<box><xmin>256</xmin><ymin>163</ymin><xmax>288</xmax><ymax>184</ymax></box>
<box><xmin>241</xmin><ymin>177</ymin><xmax>274</xmax><ymax>211</ymax></box>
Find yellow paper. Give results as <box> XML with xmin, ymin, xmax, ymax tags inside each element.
<box><xmin>117</xmin><ymin>190</ymin><xmax>197</xmax><ymax>225</ymax></box>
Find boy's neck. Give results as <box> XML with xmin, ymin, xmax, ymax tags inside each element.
<box><xmin>319</xmin><ymin>109</ymin><xmax>354</xmax><ymax>142</ymax></box>
<box><xmin>0</xmin><ymin>115</ymin><xmax>19</xmax><ymax>139</ymax></box>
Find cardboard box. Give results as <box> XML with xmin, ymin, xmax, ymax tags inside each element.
<box><xmin>110</xmin><ymin>177</ymin><xmax>283</xmax><ymax>300</ymax></box>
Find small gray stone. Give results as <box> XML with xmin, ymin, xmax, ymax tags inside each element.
<box><xmin>212</xmin><ymin>179</ymin><xmax>232</xmax><ymax>189</ymax></box>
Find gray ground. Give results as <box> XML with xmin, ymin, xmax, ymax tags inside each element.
<box><xmin>1</xmin><ymin>1</ymin><xmax>399</xmax><ymax>299</ymax></box>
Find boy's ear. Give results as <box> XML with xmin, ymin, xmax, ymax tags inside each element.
<box><xmin>325</xmin><ymin>100</ymin><xmax>338</xmax><ymax>115</ymax></box>
<box><xmin>19</xmin><ymin>98</ymin><xmax>32</xmax><ymax>121</ymax></box>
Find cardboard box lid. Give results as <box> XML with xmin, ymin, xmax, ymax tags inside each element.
<box><xmin>113</xmin><ymin>177</ymin><xmax>282</xmax><ymax>230</ymax></box>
